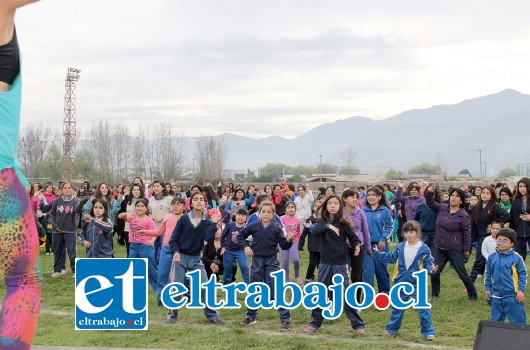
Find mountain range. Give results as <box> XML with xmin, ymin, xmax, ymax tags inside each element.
<box><xmin>177</xmin><ymin>89</ymin><xmax>529</xmax><ymax>176</ymax></box>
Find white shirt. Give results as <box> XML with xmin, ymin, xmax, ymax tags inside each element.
<box><xmin>404</xmin><ymin>241</ymin><xmax>422</xmax><ymax>269</ymax></box>
<box><xmin>481</xmin><ymin>235</ymin><xmax>497</xmax><ymax>261</ymax></box>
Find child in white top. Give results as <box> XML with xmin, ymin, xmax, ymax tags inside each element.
<box><xmin>481</xmin><ymin>221</ymin><xmax>502</xmax><ymax>261</ymax></box>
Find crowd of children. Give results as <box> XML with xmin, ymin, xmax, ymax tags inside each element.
<box><xmin>31</xmin><ymin>177</ymin><xmax>530</xmax><ymax>339</ymax></box>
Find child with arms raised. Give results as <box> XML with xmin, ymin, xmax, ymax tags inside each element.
<box><xmin>375</xmin><ymin>220</ymin><xmax>438</xmax><ymax>340</ymax></box>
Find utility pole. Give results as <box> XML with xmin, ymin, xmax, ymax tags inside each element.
<box><xmin>478</xmin><ymin>149</ymin><xmax>482</xmax><ymax>182</ymax></box>
<box><xmin>318</xmin><ymin>154</ymin><xmax>323</xmax><ymax>182</ymax></box>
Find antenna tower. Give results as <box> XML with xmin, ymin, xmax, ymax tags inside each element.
<box><xmin>63</xmin><ymin>67</ymin><xmax>81</xmax><ymax>180</ymax></box>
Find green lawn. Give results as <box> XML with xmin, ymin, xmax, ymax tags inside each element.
<box><xmin>4</xmin><ymin>241</ymin><xmax>529</xmax><ymax>349</ymax></box>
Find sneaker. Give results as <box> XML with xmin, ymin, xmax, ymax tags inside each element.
<box><xmin>50</xmin><ymin>252</ymin><xmax>54</xmax><ymax>255</ymax></box>
<box><xmin>158</xmin><ymin>301</ymin><xmax>163</xmax><ymax>307</ymax></box>
<box><xmin>60</xmin><ymin>269</ymin><xmax>67</xmax><ymax>275</ymax></box>
<box><xmin>463</xmin><ymin>287</ymin><xmax>467</xmax><ymax>292</ymax></box>
<box><xmin>45</xmin><ymin>252</ymin><xmax>50</xmax><ymax>256</ymax></box>
<box><xmin>355</xmin><ymin>328</ymin><xmax>365</xmax><ymax>334</ymax></box>
<box><xmin>72</xmin><ymin>275</ymin><xmax>75</xmax><ymax>279</ymax></box>
<box><xmin>477</xmin><ymin>274</ymin><xmax>483</xmax><ymax>278</ymax></box>
<box><xmin>425</xmin><ymin>334</ymin><xmax>435</xmax><ymax>341</ymax></box>
<box><xmin>281</xmin><ymin>321</ymin><xmax>293</xmax><ymax>330</ymax></box>
<box><xmin>165</xmin><ymin>316</ymin><xmax>177</xmax><ymax>324</ymax></box>
<box><xmin>241</xmin><ymin>318</ymin><xmax>256</xmax><ymax>326</ymax></box>
<box><xmin>295</xmin><ymin>277</ymin><xmax>304</xmax><ymax>285</ymax></box>
<box><xmin>210</xmin><ymin>317</ymin><xmax>224</xmax><ymax>325</ymax></box>
<box><xmin>355</xmin><ymin>308</ymin><xmax>362</xmax><ymax>314</ymax></box>
<box><xmin>303</xmin><ymin>326</ymin><xmax>317</xmax><ymax>333</ymax></box>
<box><xmin>51</xmin><ymin>272</ymin><xmax>61</xmax><ymax>278</ymax></box>
<box><xmin>383</xmin><ymin>330</ymin><xmax>394</xmax><ymax>336</ymax></box>
<box><xmin>303</xmin><ymin>279</ymin><xmax>312</xmax><ymax>286</ymax></box>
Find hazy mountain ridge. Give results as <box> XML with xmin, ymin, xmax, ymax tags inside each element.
<box><xmin>208</xmin><ymin>89</ymin><xmax>530</xmax><ymax>176</ymax></box>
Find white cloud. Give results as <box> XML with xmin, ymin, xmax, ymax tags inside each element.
<box><xmin>14</xmin><ymin>0</ymin><xmax>530</xmax><ymax>138</ymax></box>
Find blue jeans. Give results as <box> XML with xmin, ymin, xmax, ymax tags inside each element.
<box><xmin>362</xmin><ymin>243</ymin><xmax>390</xmax><ymax>294</ymax></box>
<box><xmin>385</xmin><ymin>289</ymin><xmax>435</xmax><ymax>336</ymax></box>
<box><xmin>129</xmin><ymin>242</ymin><xmax>158</xmax><ymax>293</ymax></box>
<box><xmin>53</xmin><ymin>232</ymin><xmax>76</xmax><ymax>273</ymax></box>
<box><xmin>247</xmin><ymin>256</ymin><xmax>290</xmax><ymax>322</ymax></box>
<box><xmin>173</xmin><ymin>253</ymin><xmax>219</xmax><ymax>321</ymax></box>
<box><xmin>223</xmin><ymin>249</ymin><xmax>250</xmax><ymax>284</ymax></box>
<box><xmin>157</xmin><ymin>246</ymin><xmax>174</xmax><ymax>300</ymax></box>
<box><xmin>308</xmin><ymin>263</ymin><xmax>364</xmax><ymax>330</ymax></box>
<box><xmin>491</xmin><ymin>295</ymin><xmax>526</xmax><ymax>324</ymax></box>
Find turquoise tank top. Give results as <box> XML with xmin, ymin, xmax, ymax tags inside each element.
<box><xmin>0</xmin><ymin>73</ymin><xmax>29</xmax><ymax>187</ymax></box>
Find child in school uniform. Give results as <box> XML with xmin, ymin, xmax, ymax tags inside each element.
<box><xmin>221</xmin><ymin>208</ymin><xmax>250</xmax><ymax>284</ymax></box>
<box><xmin>304</xmin><ymin>195</ymin><xmax>364</xmax><ymax>334</ymax></box>
<box><xmin>238</xmin><ymin>202</ymin><xmax>297</xmax><ymax>329</ymax></box>
<box><xmin>485</xmin><ymin>228</ymin><xmax>527</xmax><ymax>324</ymax></box>
<box><xmin>374</xmin><ymin>220</ymin><xmax>438</xmax><ymax>340</ymax></box>
<box><xmin>79</xmin><ymin>199</ymin><xmax>114</xmax><ymax>258</ymax></box>
<box><xmin>168</xmin><ymin>192</ymin><xmax>223</xmax><ymax>324</ymax></box>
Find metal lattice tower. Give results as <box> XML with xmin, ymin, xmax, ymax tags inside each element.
<box><xmin>63</xmin><ymin>67</ymin><xmax>81</xmax><ymax>180</ymax></box>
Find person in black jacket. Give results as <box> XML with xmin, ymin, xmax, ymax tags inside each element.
<box><xmin>304</xmin><ymin>195</ymin><xmax>365</xmax><ymax>334</ymax></box>
<box><xmin>469</xmin><ymin>186</ymin><xmax>510</xmax><ymax>282</ymax></box>
<box><xmin>510</xmin><ymin>177</ymin><xmax>530</xmax><ymax>260</ymax></box>
<box><xmin>202</xmin><ymin>222</ymin><xmax>237</xmax><ymax>281</ymax></box>
<box><xmin>298</xmin><ymin>200</ymin><xmax>322</xmax><ymax>284</ymax></box>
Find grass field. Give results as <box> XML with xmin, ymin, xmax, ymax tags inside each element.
<box><xmin>4</xmin><ymin>241</ymin><xmax>529</xmax><ymax>350</ymax></box>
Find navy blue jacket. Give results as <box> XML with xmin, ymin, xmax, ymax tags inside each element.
<box><xmin>298</xmin><ymin>215</ymin><xmax>321</xmax><ymax>252</ymax></box>
<box><xmin>237</xmin><ymin>220</ymin><xmax>292</xmax><ymax>258</ymax></box>
<box><xmin>169</xmin><ymin>214</ymin><xmax>217</xmax><ymax>256</ymax></box>
<box><xmin>471</xmin><ymin>202</ymin><xmax>509</xmax><ymax>239</ymax></box>
<box><xmin>80</xmin><ymin>218</ymin><xmax>114</xmax><ymax>258</ymax></box>
<box><xmin>413</xmin><ymin>203</ymin><xmax>437</xmax><ymax>233</ymax></box>
<box><xmin>221</xmin><ymin>221</ymin><xmax>246</xmax><ymax>251</ymax></box>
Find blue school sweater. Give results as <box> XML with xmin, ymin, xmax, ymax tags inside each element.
<box><xmin>237</xmin><ymin>221</ymin><xmax>292</xmax><ymax>258</ymax></box>
<box><xmin>169</xmin><ymin>214</ymin><xmax>217</xmax><ymax>256</ymax></box>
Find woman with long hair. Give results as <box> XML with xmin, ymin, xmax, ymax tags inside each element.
<box><xmin>469</xmin><ymin>186</ymin><xmax>509</xmax><ymax>282</ymax></box>
<box><xmin>509</xmin><ymin>177</ymin><xmax>530</xmax><ymax>260</ymax></box>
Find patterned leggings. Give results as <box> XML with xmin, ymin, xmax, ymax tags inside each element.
<box><xmin>0</xmin><ymin>168</ymin><xmax>41</xmax><ymax>349</ymax></box>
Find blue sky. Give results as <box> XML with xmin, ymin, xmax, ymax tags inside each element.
<box><xmin>16</xmin><ymin>0</ymin><xmax>530</xmax><ymax>138</ymax></box>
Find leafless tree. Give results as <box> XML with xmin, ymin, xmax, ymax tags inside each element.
<box><xmin>112</xmin><ymin>124</ymin><xmax>130</xmax><ymax>184</ymax></box>
<box><xmin>434</xmin><ymin>153</ymin><xmax>447</xmax><ymax>175</ymax></box>
<box><xmin>133</xmin><ymin>125</ymin><xmax>148</xmax><ymax>181</ymax></box>
<box><xmin>195</xmin><ymin>135</ymin><xmax>227</xmax><ymax>182</ymax></box>
<box><xmin>89</xmin><ymin>121</ymin><xmax>113</xmax><ymax>182</ymax></box>
<box><xmin>342</xmin><ymin>146</ymin><xmax>357</xmax><ymax>168</ymax></box>
<box><xmin>18</xmin><ymin>123</ymin><xmax>52</xmax><ymax>178</ymax></box>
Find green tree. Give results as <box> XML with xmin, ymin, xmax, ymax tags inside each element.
<box><xmin>259</xmin><ymin>163</ymin><xmax>290</xmax><ymax>180</ymax></box>
<box><xmin>74</xmin><ymin>149</ymin><xmax>95</xmax><ymax>181</ymax></box>
<box><xmin>290</xmin><ymin>165</ymin><xmax>316</xmax><ymax>177</ymax></box>
<box><xmin>319</xmin><ymin>163</ymin><xmax>338</xmax><ymax>174</ymax></box>
<box><xmin>37</xmin><ymin>143</ymin><xmax>64</xmax><ymax>181</ymax></box>
<box><xmin>498</xmin><ymin>167</ymin><xmax>517</xmax><ymax>180</ymax></box>
<box><xmin>459</xmin><ymin>168</ymin><xmax>472</xmax><ymax>176</ymax></box>
<box><xmin>385</xmin><ymin>168</ymin><xmax>404</xmax><ymax>180</ymax></box>
<box><xmin>408</xmin><ymin>162</ymin><xmax>442</xmax><ymax>175</ymax></box>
